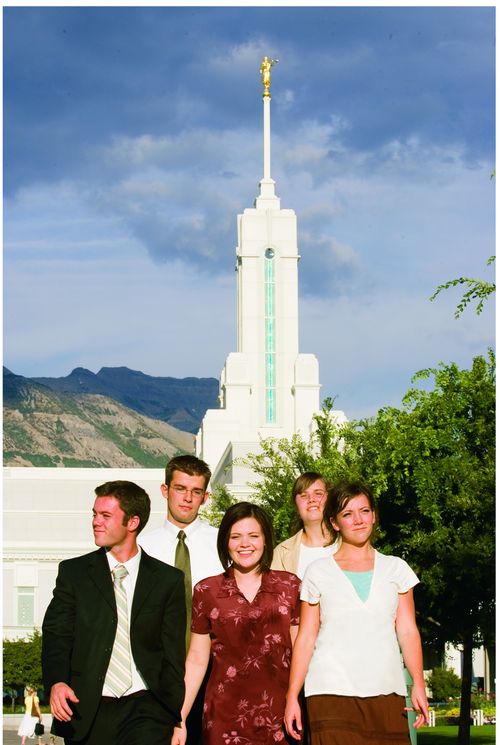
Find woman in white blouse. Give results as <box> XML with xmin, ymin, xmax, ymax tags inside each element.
<box><xmin>284</xmin><ymin>479</ymin><xmax>428</xmax><ymax>744</ymax></box>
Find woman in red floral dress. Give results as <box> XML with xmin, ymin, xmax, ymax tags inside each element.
<box><xmin>172</xmin><ymin>502</ymin><xmax>301</xmax><ymax>745</ymax></box>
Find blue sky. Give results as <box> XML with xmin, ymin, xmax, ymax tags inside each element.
<box><xmin>3</xmin><ymin>5</ymin><xmax>496</xmax><ymax>421</ymax></box>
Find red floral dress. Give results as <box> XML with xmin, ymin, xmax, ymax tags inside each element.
<box><xmin>191</xmin><ymin>568</ymin><xmax>301</xmax><ymax>744</ymax></box>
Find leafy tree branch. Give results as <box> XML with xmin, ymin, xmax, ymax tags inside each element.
<box><xmin>430</xmin><ymin>256</ymin><xmax>495</xmax><ymax>318</ymax></box>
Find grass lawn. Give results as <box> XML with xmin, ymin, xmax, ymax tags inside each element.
<box><xmin>417</xmin><ymin>725</ymin><xmax>496</xmax><ymax>744</ymax></box>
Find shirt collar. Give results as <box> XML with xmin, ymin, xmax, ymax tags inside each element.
<box><xmin>217</xmin><ymin>567</ymin><xmax>277</xmax><ymax>598</ymax></box>
<box><xmin>163</xmin><ymin>516</ymin><xmax>202</xmax><ymax>538</ymax></box>
<box><xmin>106</xmin><ymin>546</ymin><xmax>142</xmax><ymax>584</ymax></box>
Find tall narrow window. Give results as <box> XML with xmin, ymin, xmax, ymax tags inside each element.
<box><xmin>17</xmin><ymin>587</ymin><xmax>35</xmax><ymax>627</ymax></box>
<box><xmin>264</xmin><ymin>248</ymin><xmax>276</xmax><ymax>422</ymax></box>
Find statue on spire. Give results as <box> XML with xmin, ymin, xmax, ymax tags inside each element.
<box><xmin>260</xmin><ymin>56</ymin><xmax>279</xmax><ymax>98</ymax></box>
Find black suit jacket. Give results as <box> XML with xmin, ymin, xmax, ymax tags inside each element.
<box><xmin>42</xmin><ymin>547</ymin><xmax>186</xmax><ymax>741</ymax></box>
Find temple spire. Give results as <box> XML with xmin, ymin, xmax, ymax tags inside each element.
<box><xmin>258</xmin><ymin>56</ymin><xmax>279</xmax><ymax>204</ymax></box>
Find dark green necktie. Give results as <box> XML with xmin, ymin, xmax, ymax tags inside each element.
<box><xmin>175</xmin><ymin>530</ymin><xmax>192</xmax><ymax>649</ymax></box>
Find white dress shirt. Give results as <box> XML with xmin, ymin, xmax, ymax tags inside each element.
<box><xmin>139</xmin><ymin>517</ymin><xmax>223</xmax><ymax>588</ymax></box>
<box><xmin>103</xmin><ymin>548</ymin><xmax>148</xmax><ymax>697</ymax></box>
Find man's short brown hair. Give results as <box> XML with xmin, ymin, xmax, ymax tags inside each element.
<box><xmin>164</xmin><ymin>455</ymin><xmax>211</xmax><ymax>490</ymax></box>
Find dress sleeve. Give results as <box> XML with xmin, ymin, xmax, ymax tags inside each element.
<box><xmin>191</xmin><ymin>579</ymin><xmax>212</xmax><ymax>634</ymax></box>
<box><xmin>300</xmin><ymin>564</ymin><xmax>321</xmax><ymax>604</ymax></box>
<box><xmin>394</xmin><ymin>557</ymin><xmax>419</xmax><ymax>593</ymax></box>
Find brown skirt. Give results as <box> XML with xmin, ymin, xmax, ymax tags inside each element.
<box><xmin>306</xmin><ymin>694</ymin><xmax>410</xmax><ymax>745</ymax></box>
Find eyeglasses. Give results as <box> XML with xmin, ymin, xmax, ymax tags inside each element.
<box><xmin>297</xmin><ymin>490</ymin><xmax>327</xmax><ymax>502</ymax></box>
<box><xmin>171</xmin><ymin>485</ymin><xmax>206</xmax><ymax>499</ymax></box>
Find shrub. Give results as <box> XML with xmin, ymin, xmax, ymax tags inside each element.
<box><xmin>428</xmin><ymin>667</ymin><xmax>462</xmax><ymax>701</ymax></box>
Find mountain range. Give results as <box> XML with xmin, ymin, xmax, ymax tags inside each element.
<box><xmin>31</xmin><ymin>366</ymin><xmax>219</xmax><ymax>433</ymax></box>
<box><xmin>3</xmin><ymin>367</ymin><xmax>219</xmax><ymax>468</ymax></box>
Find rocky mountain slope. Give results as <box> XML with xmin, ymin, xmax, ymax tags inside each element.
<box><xmin>32</xmin><ymin>366</ymin><xmax>219</xmax><ymax>434</ymax></box>
<box><xmin>3</xmin><ymin>369</ymin><xmax>195</xmax><ymax>468</ymax></box>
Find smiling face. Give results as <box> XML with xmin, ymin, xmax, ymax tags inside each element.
<box><xmin>330</xmin><ymin>494</ymin><xmax>376</xmax><ymax>544</ymax></box>
<box><xmin>295</xmin><ymin>478</ymin><xmax>327</xmax><ymax>526</ymax></box>
<box><xmin>227</xmin><ymin>517</ymin><xmax>265</xmax><ymax>573</ymax></box>
<box><xmin>92</xmin><ymin>495</ymin><xmax>138</xmax><ymax>553</ymax></box>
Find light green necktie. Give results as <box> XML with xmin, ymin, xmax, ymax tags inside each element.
<box><xmin>104</xmin><ymin>564</ymin><xmax>132</xmax><ymax>696</ymax></box>
<box><xmin>175</xmin><ymin>530</ymin><xmax>192</xmax><ymax>649</ymax></box>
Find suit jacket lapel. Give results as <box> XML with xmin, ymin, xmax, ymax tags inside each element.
<box><xmin>131</xmin><ymin>550</ymin><xmax>158</xmax><ymax>625</ymax></box>
<box><xmin>87</xmin><ymin>547</ymin><xmax>116</xmax><ymax>610</ymax></box>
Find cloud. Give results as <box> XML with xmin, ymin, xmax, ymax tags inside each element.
<box><xmin>276</xmin><ymin>89</ymin><xmax>295</xmax><ymax>110</ymax></box>
<box><xmin>6</xmin><ymin>117</ymin><xmax>494</xmax><ymax>302</ymax></box>
<box><xmin>207</xmin><ymin>40</ymin><xmax>274</xmax><ymax>77</ymax></box>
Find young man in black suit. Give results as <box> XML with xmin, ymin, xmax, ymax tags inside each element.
<box><xmin>42</xmin><ymin>480</ymin><xmax>186</xmax><ymax>745</ymax></box>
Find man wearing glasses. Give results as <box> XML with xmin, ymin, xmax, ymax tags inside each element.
<box><xmin>139</xmin><ymin>454</ymin><xmax>222</xmax><ymax>604</ymax></box>
<box><xmin>139</xmin><ymin>454</ymin><xmax>222</xmax><ymax>745</ymax></box>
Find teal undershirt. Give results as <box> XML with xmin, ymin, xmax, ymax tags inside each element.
<box><xmin>343</xmin><ymin>569</ymin><xmax>373</xmax><ymax>602</ymax></box>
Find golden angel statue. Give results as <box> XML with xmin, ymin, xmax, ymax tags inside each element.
<box><xmin>260</xmin><ymin>56</ymin><xmax>279</xmax><ymax>97</ymax></box>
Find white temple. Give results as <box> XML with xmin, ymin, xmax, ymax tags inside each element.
<box><xmin>197</xmin><ymin>57</ymin><xmax>346</xmax><ymax>492</ymax></box>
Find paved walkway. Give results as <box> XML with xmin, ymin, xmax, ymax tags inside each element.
<box><xmin>2</xmin><ymin>714</ymin><xmax>63</xmax><ymax>745</ymax></box>
<box><xmin>3</xmin><ymin>729</ymin><xmax>59</xmax><ymax>745</ymax></box>
<box><xmin>3</xmin><ymin>728</ymin><xmax>62</xmax><ymax>745</ymax></box>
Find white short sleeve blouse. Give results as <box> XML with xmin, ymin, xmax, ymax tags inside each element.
<box><xmin>301</xmin><ymin>550</ymin><xmax>419</xmax><ymax>698</ymax></box>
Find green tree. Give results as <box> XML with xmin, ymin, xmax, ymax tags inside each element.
<box><xmin>202</xmin><ymin>482</ymin><xmax>238</xmax><ymax>527</ymax></box>
<box><xmin>3</xmin><ymin>629</ymin><xmax>43</xmax><ymax>701</ymax></box>
<box><xmin>205</xmin><ymin>431</ymin><xmax>319</xmax><ymax>539</ymax></box>
<box><xmin>430</xmin><ymin>255</ymin><xmax>495</xmax><ymax>318</ymax></box>
<box><xmin>428</xmin><ymin>667</ymin><xmax>462</xmax><ymax>701</ymax></box>
<box><xmin>354</xmin><ymin>352</ymin><xmax>495</xmax><ymax>745</ymax></box>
